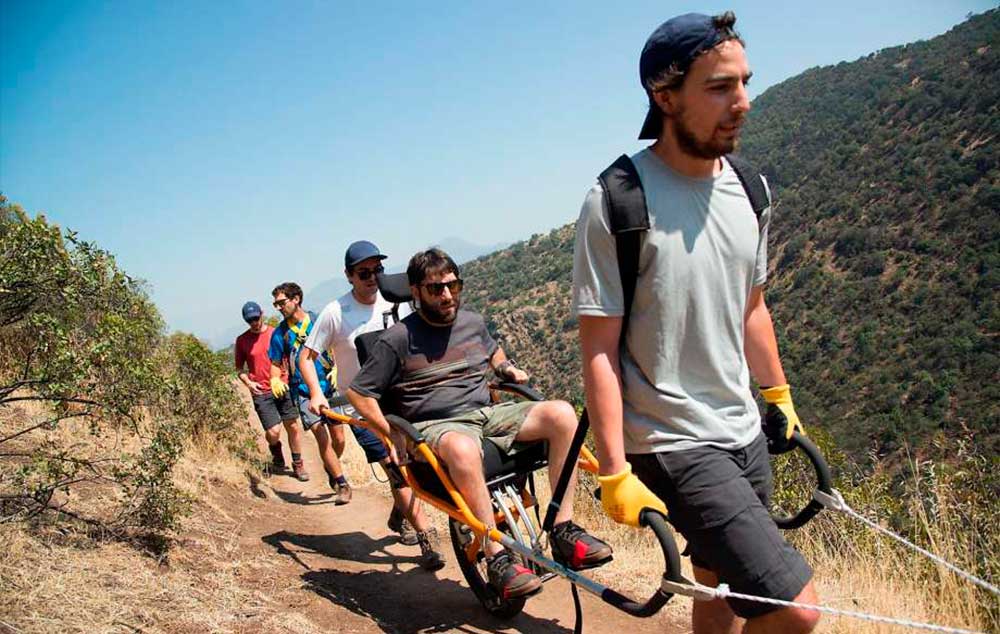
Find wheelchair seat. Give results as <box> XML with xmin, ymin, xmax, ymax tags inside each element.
<box><xmin>408</xmin><ymin>440</ymin><xmax>548</xmax><ymax>504</ymax></box>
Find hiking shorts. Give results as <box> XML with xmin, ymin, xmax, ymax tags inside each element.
<box><xmin>304</xmin><ymin>399</ymin><xmax>390</xmax><ymax>464</ymax></box>
<box><xmin>629</xmin><ymin>433</ymin><xmax>813</xmax><ymax>618</ymax></box>
<box><xmin>252</xmin><ymin>392</ymin><xmax>298</xmax><ymax>431</ymax></box>
<box><xmin>415</xmin><ymin>400</ymin><xmax>538</xmax><ymax>456</ymax></box>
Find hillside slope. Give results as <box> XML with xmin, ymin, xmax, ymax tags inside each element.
<box><xmin>463</xmin><ymin>10</ymin><xmax>999</xmax><ymax>460</ymax></box>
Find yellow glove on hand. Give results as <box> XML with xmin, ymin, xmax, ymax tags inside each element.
<box><xmin>597</xmin><ymin>463</ymin><xmax>668</xmax><ymax>527</ymax></box>
<box><xmin>760</xmin><ymin>384</ymin><xmax>804</xmax><ymax>454</ymax></box>
<box><xmin>270</xmin><ymin>377</ymin><xmax>288</xmax><ymax>398</ymax></box>
<box><xmin>325</xmin><ymin>366</ymin><xmax>338</xmax><ymax>389</ymax></box>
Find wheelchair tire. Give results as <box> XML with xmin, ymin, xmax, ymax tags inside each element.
<box><xmin>448</xmin><ymin>517</ymin><xmax>526</xmax><ymax>619</ymax></box>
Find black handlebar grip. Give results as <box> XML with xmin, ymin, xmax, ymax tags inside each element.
<box><xmin>771</xmin><ymin>431</ymin><xmax>834</xmax><ymax>530</ymax></box>
<box><xmin>599</xmin><ymin>508</ymin><xmax>682</xmax><ymax>617</ymax></box>
<box><xmin>494</xmin><ymin>382</ymin><xmax>545</xmax><ymax>402</ymax></box>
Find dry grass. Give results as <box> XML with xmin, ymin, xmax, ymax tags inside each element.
<box><xmin>0</xmin><ymin>403</ymin><xmax>328</xmax><ymax>634</ymax></box>
<box><xmin>2</xmin><ymin>396</ymin><xmax>993</xmax><ymax>634</ymax></box>
<box><xmin>568</xmin><ymin>462</ymin><xmax>993</xmax><ymax>633</ymax></box>
<box><xmin>363</xmin><ymin>454</ymin><xmax>994</xmax><ymax>634</ymax></box>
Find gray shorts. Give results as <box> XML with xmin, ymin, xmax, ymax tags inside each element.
<box><xmin>296</xmin><ymin>395</ymin><xmax>324</xmax><ymax>431</ymax></box>
<box><xmin>629</xmin><ymin>433</ymin><xmax>813</xmax><ymax>618</ymax></box>
<box><xmin>415</xmin><ymin>400</ymin><xmax>537</xmax><ymax>455</ymax></box>
<box><xmin>252</xmin><ymin>392</ymin><xmax>298</xmax><ymax>431</ymax></box>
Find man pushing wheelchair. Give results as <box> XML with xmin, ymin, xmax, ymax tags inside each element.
<box><xmin>347</xmin><ymin>247</ymin><xmax>613</xmax><ymax>600</ymax></box>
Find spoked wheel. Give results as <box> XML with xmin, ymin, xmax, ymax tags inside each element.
<box><xmin>448</xmin><ymin>517</ymin><xmax>526</xmax><ymax>619</ymax></box>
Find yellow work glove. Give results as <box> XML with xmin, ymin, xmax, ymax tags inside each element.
<box><xmin>325</xmin><ymin>365</ymin><xmax>338</xmax><ymax>389</ymax></box>
<box><xmin>270</xmin><ymin>377</ymin><xmax>288</xmax><ymax>399</ymax></box>
<box><xmin>759</xmin><ymin>384</ymin><xmax>805</xmax><ymax>454</ymax></box>
<box><xmin>597</xmin><ymin>463</ymin><xmax>668</xmax><ymax>527</ymax></box>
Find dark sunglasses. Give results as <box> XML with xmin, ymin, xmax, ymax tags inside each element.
<box><xmin>422</xmin><ymin>279</ymin><xmax>464</xmax><ymax>296</ymax></box>
<box><xmin>273</xmin><ymin>298</ymin><xmax>290</xmax><ymax>308</ymax></box>
<box><xmin>353</xmin><ymin>265</ymin><xmax>384</xmax><ymax>281</ymax></box>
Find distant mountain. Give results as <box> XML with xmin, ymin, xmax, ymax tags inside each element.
<box><xmin>463</xmin><ymin>10</ymin><xmax>999</xmax><ymax>461</ymax></box>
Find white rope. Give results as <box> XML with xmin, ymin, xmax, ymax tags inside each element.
<box><xmin>661</xmin><ymin>579</ymin><xmax>987</xmax><ymax>634</ymax></box>
<box><xmin>816</xmin><ymin>489</ymin><xmax>1000</xmax><ymax>597</ymax></box>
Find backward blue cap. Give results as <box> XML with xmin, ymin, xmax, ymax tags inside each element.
<box><xmin>345</xmin><ymin>240</ymin><xmax>387</xmax><ymax>268</ymax></box>
<box><xmin>638</xmin><ymin>12</ymin><xmax>735</xmax><ymax>139</ymax></box>
<box><xmin>241</xmin><ymin>301</ymin><xmax>262</xmax><ymax>321</ymax></box>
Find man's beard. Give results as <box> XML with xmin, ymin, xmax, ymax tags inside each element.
<box><xmin>672</xmin><ymin>109</ymin><xmax>739</xmax><ymax>160</ymax></box>
<box><xmin>419</xmin><ymin>296</ymin><xmax>460</xmax><ymax>325</ymax></box>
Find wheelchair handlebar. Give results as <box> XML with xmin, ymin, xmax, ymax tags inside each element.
<box><xmin>597</xmin><ymin>509</ymin><xmax>682</xmax><ymax>617</ymax></box>
<box><xmin>492</xmin><ymin>382</ymin><xmax>545</xmax><ymax>402</ymax></box>
<box><xmin>770</xmin><ymin>431</ymin><xmax>834</xmax><ymax>530</ymax></box>
<box><xmin>384</xmin><ymin>414</ymin><xmax>425</xmax><ymax>444</ymax></box>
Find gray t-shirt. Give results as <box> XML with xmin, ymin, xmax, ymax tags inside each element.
<box><xmin>572</xmin><ymin>149</ymin><xmax>771</xmax><ymax>454</ymax></box>
<box><xmin>350</xmin><ymin>309</ymin><xmax>499</xmax><ymax>422</ymax></box>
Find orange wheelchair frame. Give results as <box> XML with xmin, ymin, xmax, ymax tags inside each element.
<box><xmin>312</xmin><ymin>271</ymin><xmax>831</xmax><ymax>625</ymax></box>
<box><xmin>320</xmin><ymin>385</ymin><xmax>684</xmax><ymax>622</ymax></box>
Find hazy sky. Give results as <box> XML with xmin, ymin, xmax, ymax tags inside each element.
<box><xmin>2</xmin><ymin>0</ymin><xmax>992</xmax><ymax>344</ymax></box>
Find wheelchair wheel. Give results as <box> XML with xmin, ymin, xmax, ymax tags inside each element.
<box><xmin>448</xmin><ymin>517</ymin><xmax>526</xmax><ymax>619</ymax></box>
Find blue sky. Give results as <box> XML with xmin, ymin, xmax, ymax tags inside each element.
<box><xmin>1</xmin><ymin>0</ymin><xmax>992</xmax><ymax>346</ymax></box>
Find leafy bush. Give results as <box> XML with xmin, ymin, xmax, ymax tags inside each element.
<box><xmin>0</xmin><ymin>197</ymin><xmax>244</xmax><ymax>543</ymax></box>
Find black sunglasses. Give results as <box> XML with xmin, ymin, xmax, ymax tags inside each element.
<box><xmin>422</xmin><ymin>279</ymin><xmax>464</xmax><ymax>296</ymax></box>
<box><xmin>353</xmin><ymin>265</ymin><xmax>384</xmax><ymax>281</ymax></box>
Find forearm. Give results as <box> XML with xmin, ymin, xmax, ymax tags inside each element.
<box><xmin>744</xmin><ymin>290</ymin><xmax>787</xmax><ymax>387</ymax></box>
<box><xmin>298</xmin><ymin>348</ymin><xmax>323</xmax><ymax>399</ymax></box>
<box><xmin>269</xmin><ymin>362</ymin><xmax>282</xmax><ymax>380</ymax></box>
<box><xmin>346</xmin><ymin>389</ymin><xmax>391</xmax><ymax>437</ymax></box>
<box><xmin>579</xmin><ymin>316</ymin><xmax>628</xmax><ymax>475</ymax></box>
<box><xmin>238</xmin><ymin>372</ymin><xmax>253</xmax><ymax>389</ymax></box>
<box><xmin>489</xmin><ymin>348</ymin><xmax>508</xmax><ymax>370</ymax></box>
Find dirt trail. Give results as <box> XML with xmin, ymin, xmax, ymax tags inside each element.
<box><xmin>232</xmin><ymin>432</ymin><xmax>686</xmax><ymax>634</ymax></box>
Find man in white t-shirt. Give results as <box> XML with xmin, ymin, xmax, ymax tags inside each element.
<box><xmin>299</xmin><ymin>240</ymin><xmax>442</xmax><ymax>571</ymax></box>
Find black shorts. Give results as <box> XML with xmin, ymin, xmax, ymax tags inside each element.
<box><xmin>251</xmin><ymin>392</ymin><xmax>298</xmax><ymax>431</ymax></box>
<box><xmin>629</xmin><ymin>433</ymin><xmax>813</xmax><ymax>618</ymax></box>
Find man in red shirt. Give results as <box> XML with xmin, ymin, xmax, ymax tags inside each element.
<box><xmin>235</xmin><ymin>301</ymin><xmax>305</xmax><ymax>474</ymax></box>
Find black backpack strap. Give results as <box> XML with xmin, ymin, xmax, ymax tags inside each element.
<box><xmin>725</xmin><ymin>153</ymin><xmax>770</xmax><ymax>218</ymax></box>
<box><xmin>596</xmin><ymin>153</ymin><xmax>768</xmax><ymax>343</ymax></box>
<box><xmin>597</xmin><ymin>155</ymin><xmax>649</xmax><ymax>339</ymax></box>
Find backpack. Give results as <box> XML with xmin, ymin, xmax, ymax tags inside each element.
<box><xmin>596</xmin><ymin>153</ymin><xmax>771</xmax><ymax>343</ymax></box>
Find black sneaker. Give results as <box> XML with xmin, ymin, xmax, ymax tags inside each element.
<box><xmin>487</xmin><ymin>551</ymin><xmax>542</xmax><ymax>599</ymax></box>
<box><xmin>550</xmin><ymin>521</ymin><xmax>613</xmax><ymax>570</ymax></box>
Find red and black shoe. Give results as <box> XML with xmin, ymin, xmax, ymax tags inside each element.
<box><xmin>550</xmin><ymin>520</ymin><xmax>613</xmax><ymax>570</ymax></box>
<box><xmin>487</xmin><ymin>551</ymin><xmax>543</xmax><ymax>599</ymax></box>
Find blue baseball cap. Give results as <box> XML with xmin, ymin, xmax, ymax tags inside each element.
<box><xmin>344</xmin><ymin>240</ymin><xmax>387</xmax><ymax>268</ymax></box>
<box><xmin>637</xmin><ymin>12</ymin><xmax>739</xmax><ymax>139</ymax></box>
<box><xmin>241</xmin><ymin>301</ymin><xmax>262</xmax><ymax>322</ymax></box>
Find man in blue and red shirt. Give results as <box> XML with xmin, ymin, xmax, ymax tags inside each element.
<box><xmin>234</xmin><ymin>301</ymin><xmax>304</xmax><ymax>473</ymax></box>
<box><xmin>269</xmin><ymin>282</ymin><xmax>351</xmax><ymax>500</ymax></box>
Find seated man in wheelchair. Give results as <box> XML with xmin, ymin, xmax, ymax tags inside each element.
<box><xmin>347</xmin><ymin>247</ymin><xmax>612</xmax><ymax>600</ymax></box>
